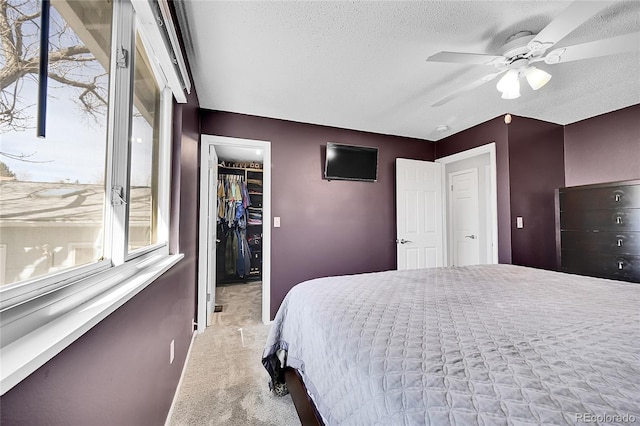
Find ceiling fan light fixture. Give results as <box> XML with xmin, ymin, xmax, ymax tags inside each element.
<box><xmin>525</xmin><ymin>66</ymin><xmax>552</xmax><ymax>90</ymax></box>
<box><xmin>501</xmin><ymin>88</ymin><xmax>521</xmax><ymax>100</ymax></box>
<box><xmin>500</xmin><ymin>80</ymin><xmax>521</xmax><ymax>99</ymax></box>
<box><xmin>496</xmin><ymin>69</ymin><xmax>520</xmax><ymax>94</ymax></box>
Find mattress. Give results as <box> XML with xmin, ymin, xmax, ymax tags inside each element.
<box><xmin>262</xmin><ymin>264</ymin><xmax>640</xmax><ymax>425</ymax></box>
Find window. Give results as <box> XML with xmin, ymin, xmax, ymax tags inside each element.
<box><xmin>0</xmin><ymin>244</ymin><xmax>6</xmax><ymax>285</ymax></box>
<box><xmin>129</xmin><ymin>32</ymin><xmax>161</xmax><ymax>252</ymax></box>
<box><xmin>67</xmin><ymin>243</ymin><xmax>97</xmax><ymax>266</ymax></box>
<box><xmin>0</xmin><ymin>0</ymin><xmax>189</xmax><ymax>393</ymax></box>
<box><xmin>0</xmin><ymin>0</ymin><xmax>182</xmax><ymax>291</ymax></box>
<box><xmin>0</xmin><ymin>0</ymin><xmax>113</xmax><ymax>286</ymax></box>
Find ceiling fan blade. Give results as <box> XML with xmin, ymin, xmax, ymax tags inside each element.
<box><xmin>543</xmin><ymin>32</ymin><xmax>640</xmax><ymax>64</ymax></box>
<box><xmin>427</xmin><ymin>51</ymin><xmax>504</xmax><ymax>66</ymax></box>
<box><xmin>527</xmin><ymin>1</ymin><xmax>611</xmax><ymax>52</ymax></box>
<box><xmin>431</xmin><ymin>71</ymin><xmax>505</xmax><ymax>107</ymax></box>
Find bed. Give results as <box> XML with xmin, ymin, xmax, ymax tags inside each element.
<box><xmin>262</xmin><ymin>264</ymin><xmax>640</xmax><ymax>425</ymax></box>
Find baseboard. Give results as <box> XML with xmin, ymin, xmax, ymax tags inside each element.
<box><xmin>164</xmin><ymin>330</ymin><xmax>197</xmax><ymax>426</ymax></box>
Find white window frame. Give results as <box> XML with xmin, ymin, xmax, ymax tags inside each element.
<box><xmin>0</xmin><ymin>0</ymin><xmax>187</xmax><ymax>395</ymax></box>
<box><xmin>123</xmin><ymin>16</ymin><xmax>172</xmax><ymax>261</ymax></box>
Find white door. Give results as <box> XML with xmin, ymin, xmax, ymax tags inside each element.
<box><xmin>396</xmin><ymin>159</ymin><xmax>444</xmax><ymax>269</ymax></box>
<box><xmin>199</xmin><ymin>135</ymin><xmax>272</xmax><ymax>329</ymax></box>
<box><xmin>449</xmin><ymin>169</ymin><xmax>480</xmax><ymax>266</ymax></box>
<box><xmin>206</xmin><ymin>145</ymin><xmax>218</xmax><ymax>326</ymax></box>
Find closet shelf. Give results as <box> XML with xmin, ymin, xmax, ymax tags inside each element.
<box><xmin>218</xmin><ymin>165</ymin><xmax>263</xmax><ymax>172</ymax></box>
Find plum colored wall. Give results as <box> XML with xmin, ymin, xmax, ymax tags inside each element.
<box><xmin>507</xmin><ymin>116</ymin><xmax>564</xmax><ymax>270</ymax></box>
<box><xmin>0</xmin><ymin>11</ymin><xmax>202</xmax><ymax>425</ymax></box>
<box><xmin>564</xmin><ymin>104</ymin><xmax>640</xmax><ymax>186</ymax></box>
<box><xmin>0</xmin><ymin>268</ymin><xmax>195</xmax><ymax>426</ymax></box>
<box><xmin>435</xmin><ymin>115</ymin><xmax>565</xmax><ymax>270</ymax></box>
<box><xmin>200</xmin><ymin>111</ymin><xmax>434</xmax><ymax>317</ymax></box>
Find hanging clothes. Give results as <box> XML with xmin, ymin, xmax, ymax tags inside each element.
<box><xmin>217</xmin><ymin>174</ymin><xmax>251</xmax><ymax>227</ymax></box>
<box><xmin>225</xmin><ymin>226</ymin><xmax>238</xmax><ymax>276</ymax></box>
<box><xmin>217</xmin><ymin>171</ymin><xmax>253</xmax><ymax>281</ymax></box>
<box><xmin>216</xmin><ymin>221</ymin><xmax>228</xmax><ymax>281</ymax></box>
<box><xmin>240</xmin><ymin>229</ymin><xmax>251</xmax><ymax>278</ymax></box>
<box><xmin>217</xmin><ymin>180</ymin><xmax>225</xmax><ymax>218</ymax></box>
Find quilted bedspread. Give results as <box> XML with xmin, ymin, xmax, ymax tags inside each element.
<box><xmin>262</xmin><ymin>265</ymin><xmax>640</xmax><ymax>425</ymax></box>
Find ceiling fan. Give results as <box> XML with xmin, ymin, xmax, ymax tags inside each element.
<box><xmin>427</xmin><ymin>1</ymin><xmax>640</xmax><ymax>107</ymax></box>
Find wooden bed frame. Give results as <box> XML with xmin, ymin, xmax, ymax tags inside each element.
<box><xmin>284</xmin><ymin>368</ymin><xmax>324</xmax><ymax>426</ymax></box>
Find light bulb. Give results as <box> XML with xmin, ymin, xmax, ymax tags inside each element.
<box><xmin>500</xmin><ymin>80</ymin><xmax>521</xmax><ymax>99</ymax></box>
<box><xmin>496</xmin><ymin>69</ymin><xmax>519</xmax><ymax>93</ymax></box>
<box><xmin>525</xmin><ymin>67</ymin><xmax>552</xmax><ymax>90</ymax></box>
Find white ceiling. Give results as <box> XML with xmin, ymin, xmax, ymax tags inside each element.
<box><xmin>177</xmin><ymin>1</ymin><xmax>640</xmax><ymax>141</ymax></box>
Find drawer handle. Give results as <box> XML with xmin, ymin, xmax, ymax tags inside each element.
<box><xmin>616</xmin><ymin>216</ymin><xmax>623</xmax><ymax>224</ymax></box>
<box><xmin>614</xmin><ymin>194</ymin><xmax>621</xmax><ymax>202</ymax></box>
<box><xmin>617</xmin><ymin>239</ymin><xmax>623</xmax><ymax>247</ymax></box>
<box><xmin>618</xmin><ymin>261</ymin><xmax>624</xmax><ymax>270</ymax></box>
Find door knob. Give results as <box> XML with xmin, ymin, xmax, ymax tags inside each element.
<box><xmin>464</xmin><ymin>235</ymin><xmax>476</xmax><ymax>240</ymax></box>
<box><xmin>396</xmin><ymin>239</ymin><xmax>413</xmax><ymax>244</ymax></box>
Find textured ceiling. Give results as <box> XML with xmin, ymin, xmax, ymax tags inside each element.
<box><xmin>178</xmin><ymin>1</ymin><xmax>640</xmax><ymax>141</ymax></box>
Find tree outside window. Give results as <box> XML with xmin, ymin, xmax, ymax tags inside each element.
<box><xmin>0</xmin><ymin>0</ymin><xmax>112</xmax><ymax>285</ymax></box>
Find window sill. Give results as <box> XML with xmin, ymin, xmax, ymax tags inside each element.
<box><xmin>0</xmin><ymin>252</ymin><xmax>183</xmax><ymax>395</ymax></box>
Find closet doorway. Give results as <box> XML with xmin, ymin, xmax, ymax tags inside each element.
<box><xmin>198</xmin><ymin>136</ymin><xmax>272</xmax><ymax>330</ymax></box>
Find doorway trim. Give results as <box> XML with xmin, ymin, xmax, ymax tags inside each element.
<box><xmin>436</xmin><ymin>142</ymin><xmax>498</xmax><ymax>265</ymax></box>
<box><xmin>198</xmin><ymin>135</ymin><xmax>272</xmax><ymax>329</ymax></box>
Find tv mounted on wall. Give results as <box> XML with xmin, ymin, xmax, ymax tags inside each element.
<box><xmin>324</xmin><ymin>142</ymin><xmax>378</xmax><ymax>182</ymax></box>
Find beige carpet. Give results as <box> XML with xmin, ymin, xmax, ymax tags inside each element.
<box><xmin>167</xmin><ymin>282</ymin><xmax>299</xmax><ymax>426</ymax></box>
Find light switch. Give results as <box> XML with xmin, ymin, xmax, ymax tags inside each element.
<box><xmin>516</xmin><ymin>216</ymin><xmax>523</xmax><ymax>229</ymax></box>
<box><xmin>274</xmin><ymin>217</ymin><xmax>281</xmax><ymax>228</ymax></box>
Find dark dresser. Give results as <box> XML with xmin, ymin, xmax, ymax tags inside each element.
<box><xmin>556</xmin><ymin>179</ymin><xmax>640</xmax><ymax>283</ymax></box>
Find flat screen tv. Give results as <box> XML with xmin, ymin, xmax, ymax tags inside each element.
<box><xmin>324</xmin><ymin>143</ymin><xmax>378</xmax><ymax>182</ymax></box>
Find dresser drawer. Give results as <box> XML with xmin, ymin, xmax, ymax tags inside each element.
<box><xmin>561</xmin><ymin>250</ymin><xmax>640</xmax><ymax>282</ymax></box>
<box><xmin>561</xmin><ymin>208</ymin><xmax>640</xmax><ymax>231</ymax></box>
<box><xmin>561</xmin><ymin>231</ymin><xmax>640</xmax><ymax>255</ymax></box>
<box><xmin>560</xmin><ymin>184</ymin><xmax>640</xmax><ymax>211</ymax></box>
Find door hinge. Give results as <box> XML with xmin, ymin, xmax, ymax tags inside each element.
<box><xmin>208</xmin><ymin>159</ymin><xmax>216</xmax><ymax>169</ymax></box>
<box><xmin>116</xmin><ymin>46</ymin><xmax>129</xmax><ymax>68</ymax></box>
<box><xmin>111</xmin><ymin>185</ymin><xmax>127</xmax><ymax>206</ymax></box>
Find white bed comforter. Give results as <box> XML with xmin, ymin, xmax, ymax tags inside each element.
<box><xmin>262</xmin><ymin>264</ymin><xmax>640</xmax><ymax>425</ymax></box>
